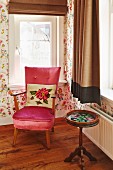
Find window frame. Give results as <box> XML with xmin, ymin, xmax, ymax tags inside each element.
<box><xmin>99</xmin><ymin>0</ymin><xmax>113</xmax><ymax>100</ymax></box>
<box><xmin>9</xmin><ymin>14</ymin><xmax>65</xmax><ymax>86</ymax></box>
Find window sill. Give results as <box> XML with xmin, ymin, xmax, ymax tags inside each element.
<box><xmin>101</xmin><ymin>88</ymin><xmax>113</xmax><ymax>104</ymax></box>
<box><xmin>8</xmin><ymin>80</ymin><xmax>68</xmax><ymax>90</ymax></box>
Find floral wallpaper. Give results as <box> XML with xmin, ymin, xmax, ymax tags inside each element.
<box><xmin>0</xmin><ymin>0</ymin><xmax>75</xmax><ymax>125</ymax></box>
<box><xmin>0</xmin><ymin>0</ymin><xmax>10</xmax><ymax>121</ymax></box>
<box><xmin>64</xmin><ymin>0</ymin><xmax>74</xmax><ymax>81</ymax></box>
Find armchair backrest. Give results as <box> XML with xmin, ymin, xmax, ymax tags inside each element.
<box><xmin>25</xmin><ymin>66</ymin><xmax>61</xmax><ymax>89</ymax></box>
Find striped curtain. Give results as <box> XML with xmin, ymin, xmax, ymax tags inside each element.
<box><xmin>71</xmin><ymin>0</ymin><xmax>100</xmax><ymax>105</ymax></box>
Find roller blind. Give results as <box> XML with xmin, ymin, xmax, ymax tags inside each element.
<box><xmin>8</xmin><ymin>0</ymin><xmax>68</xmax><ymax>16</ymax></box>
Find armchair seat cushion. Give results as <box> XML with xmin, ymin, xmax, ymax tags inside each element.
<box><xmin>13</xmin><ymin>106</ymin><xmax>54</xmax><ymax>122</ymax></box>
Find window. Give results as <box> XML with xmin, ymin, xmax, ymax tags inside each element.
<box><xmin>9</xmin><ymin>15</ymin><xmax>64</xmax><ymax>86</ymax></box>
<box><xmin>99</xmin><ymin>0</ymin><xmax>113</xmax><ymax>99</ymax></box>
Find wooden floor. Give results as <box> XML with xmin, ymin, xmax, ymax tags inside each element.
<box><xmin>0</xmin><ymin>118</ymin><xmax>113</xmax><ymax>170</ymax></box>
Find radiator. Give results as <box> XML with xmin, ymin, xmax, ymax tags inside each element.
<box><xmin>83</xmin><ymin>106</ymin><xmax>113</xmax><ymax>160</ymax></box>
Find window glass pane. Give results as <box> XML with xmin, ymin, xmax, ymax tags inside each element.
<box><xmin>110</xmin><ymin>13</ymin><xmax>113</xmax><ymax>88</ymax></box>
<box><xmin>20</xmin><ymin>22</ymin><xmax>51</xmax><ymax>70</ymax></box>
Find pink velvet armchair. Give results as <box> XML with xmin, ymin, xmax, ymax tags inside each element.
<box><xmin>10</xmin><ymin>67</ymin><xmax>61</xmax><ymax>149</ymax></box>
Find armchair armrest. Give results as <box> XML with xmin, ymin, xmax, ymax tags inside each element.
<box><xmin>9</xmin><ymin>90</ymin><xmax>26</xmax><ymax>111</ymax></box>
<box><xmin>9</xmin><ymin>90</ymin><xmax>26</xmax><ymax>96</ymax></box>
<box><xmin>51</xmin><ymin>94</ymin><xmax>57</xmax><ymax>114</ymax></box>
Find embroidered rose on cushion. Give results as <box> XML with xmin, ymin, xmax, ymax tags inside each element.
<box><xmin>30</xmin><ymin>88</ymin><xmax>52</xmax><ymax>105</ymax></box>
<box><xmin>26</xmin><ymin>84</ymin><xmax>56</xmax><ymax>108</ymax></box>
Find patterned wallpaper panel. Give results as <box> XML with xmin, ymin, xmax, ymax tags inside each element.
<box><xmin>0</xmin><ymin>0</ymin><xmax>9</xmax><ymax>120</ymax></box>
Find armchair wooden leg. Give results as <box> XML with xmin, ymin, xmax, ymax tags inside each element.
<box><xmin>52</xmin><ymin>126</ymin><xmax>54</xmax><ymax>132</ymax></box>
<box><xmin>46</xmin><ymin>130</ymin><xmax>50</xmax><ymax>149</ymax></box>
<box><xmin>13</xmin><ymin>127</ymin><xmax>18</xmax><ymax>146</ymax></box>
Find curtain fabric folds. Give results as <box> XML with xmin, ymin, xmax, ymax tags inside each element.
<box><xmin>71</xmin><ymin>0</ymin><xmax>100</xmax><ymax>105</ymax></box>
<box><xmin>8</xmin><ymin>0</ymin><xmax>68</xmax><ymax>16</ymax></box>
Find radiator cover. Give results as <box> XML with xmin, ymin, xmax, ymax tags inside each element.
<box><xmin>83</xmin><ymin>106</ymin><xmax>113</xmax><ymax>160</ymax></box>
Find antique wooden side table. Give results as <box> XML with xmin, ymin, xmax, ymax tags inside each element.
<box><xmin>64</xmin><ymin>110</ymin><xmax>99</xmax><ymax>170</ymax></box>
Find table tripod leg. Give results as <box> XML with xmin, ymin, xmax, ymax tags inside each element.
<box><xmin>83</xmin><ymin>147</ymin><xmax>97</xmax><ymax>161</ymax></box>
<box><xmin>64</xmin><ymin>147</ymin><xmax>80</xmax><ymax>162</ymax></box>
<box><xmin>80</xmin><ymin>149</ymin><xmax>85</xmax><ymax>170</ymax></box>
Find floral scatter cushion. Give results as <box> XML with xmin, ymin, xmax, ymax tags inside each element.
<box><xmin>26</xmin><ymin>84</ymin><xmax>56</xmax><ymax>108</ymax></box>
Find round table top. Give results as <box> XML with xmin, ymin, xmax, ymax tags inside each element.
<box><xmin>65</xmin><ymin>110</ymin><xmax>99</xmax><ymax>128</ymax></box>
